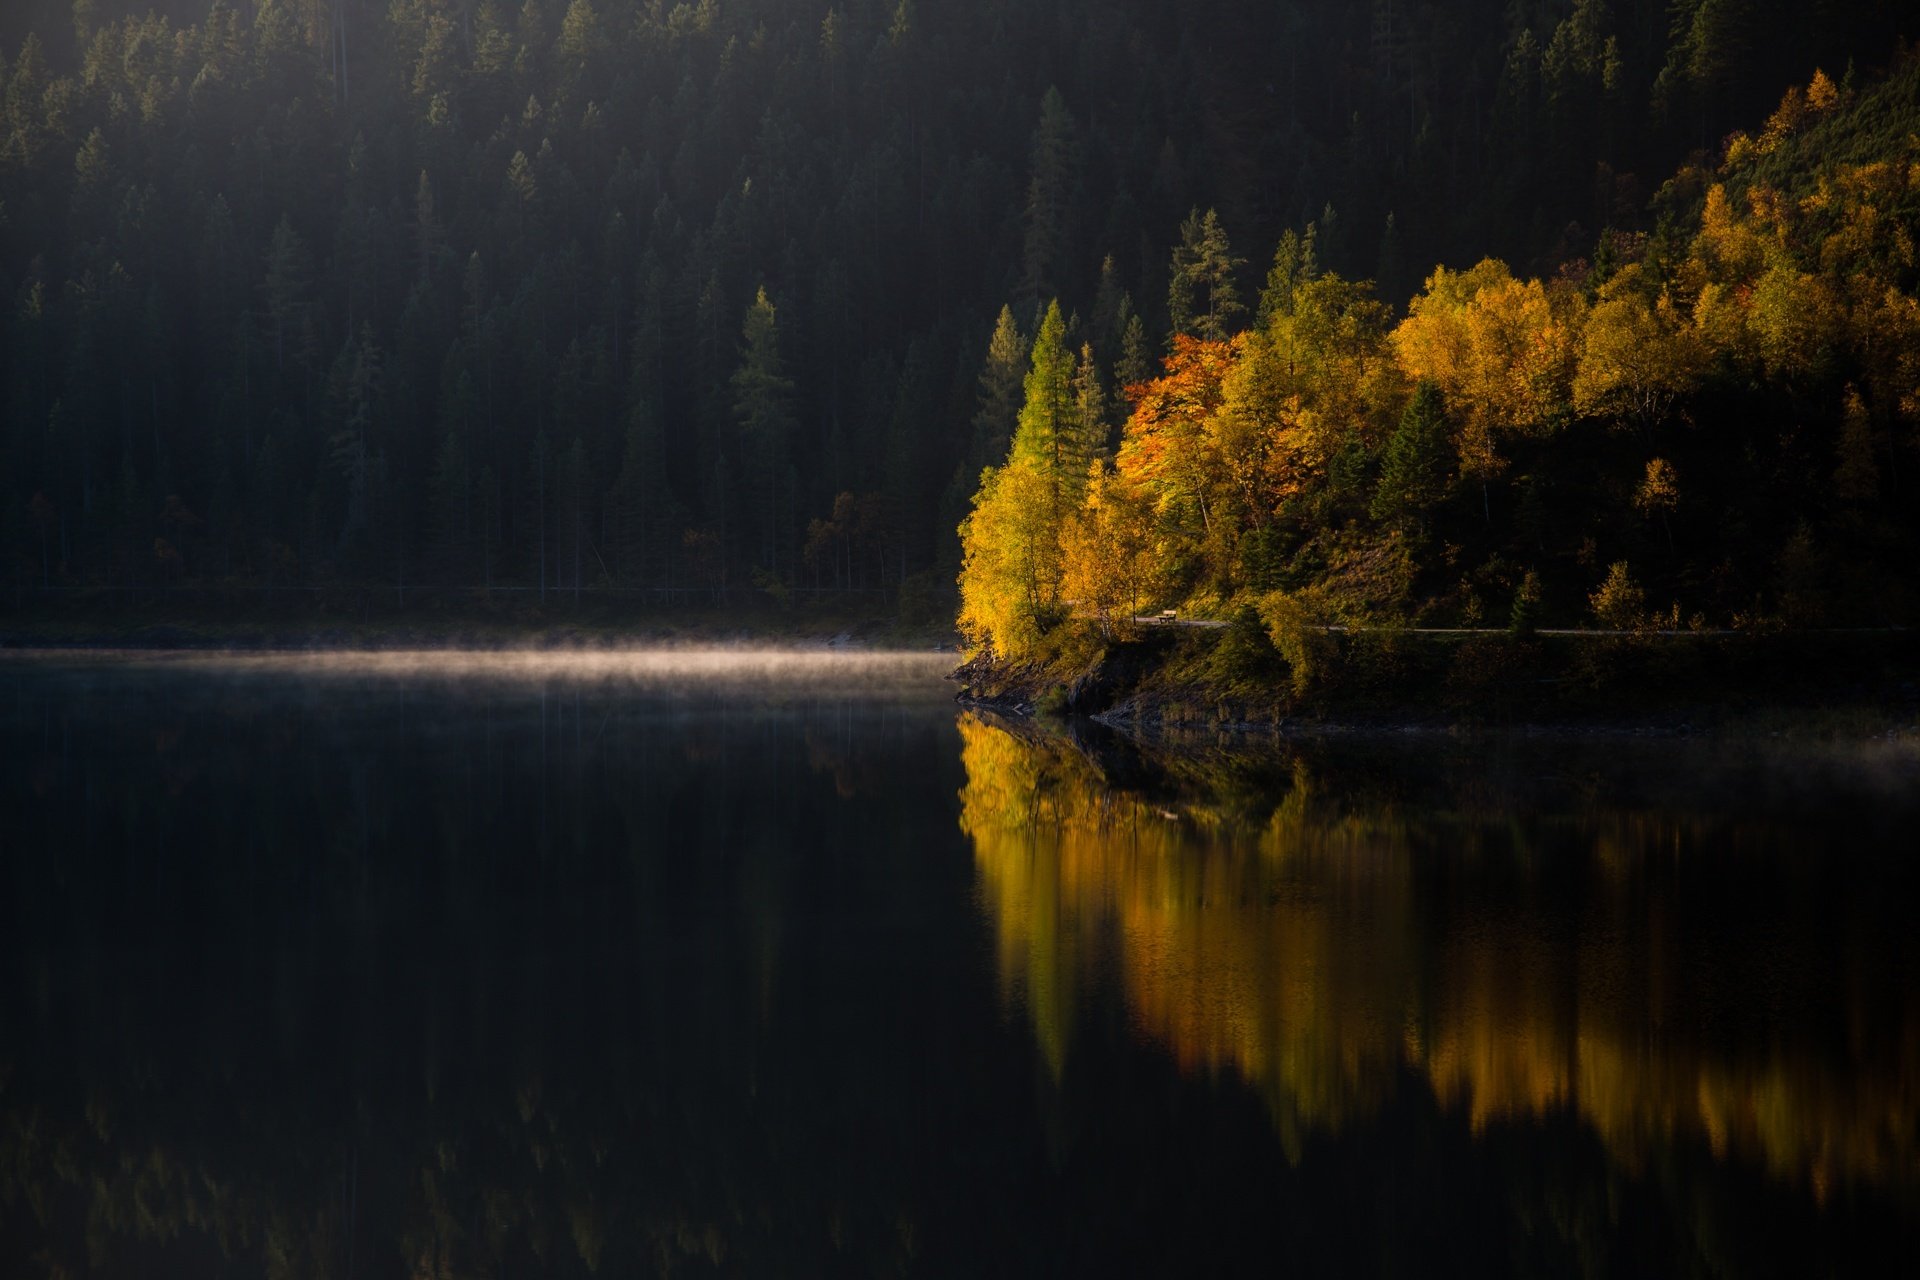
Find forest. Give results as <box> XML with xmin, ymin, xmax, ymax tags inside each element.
<box><xmin>960</xmin><ymin>53</ymin><xmax>1920</xmax><ymax>657</ymax></box>
<box><xmin>0</xmin><ymin>0</ymin><xmax>1914</xmax><ymax>622</ymax></box>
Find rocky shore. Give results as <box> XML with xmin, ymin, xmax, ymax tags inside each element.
<box><xmin>952</xmin><ymin>623</ymin><xmax>1920</xmax><ymax>738</ymax></box>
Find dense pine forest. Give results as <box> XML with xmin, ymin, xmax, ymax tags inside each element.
<box><xmin>0</xmin><ymin>0</ymin><xmax>1913</xmax><ymax>621</ymax></box>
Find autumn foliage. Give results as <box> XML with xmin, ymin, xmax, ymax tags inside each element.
<box><xmin>960</xmin><ymin>62</ymin><xmax>1920</xmax><ymax>658</ymax></box>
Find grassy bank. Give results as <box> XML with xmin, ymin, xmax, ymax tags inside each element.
<box><xmin>953</xmin><ymin>620</ymin><xmax>1920</xmax><ymax>736</ymax></box>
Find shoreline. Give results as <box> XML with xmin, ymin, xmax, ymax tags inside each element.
<box><xmin>951</xmin><ymin>624</ymin><xmax>1920</xmax><ymax>742</ymax></box>
<box><xmin>9</xmin><ymin>610</ymin><xmax>1916</xmax><ymax>742</ymax></box>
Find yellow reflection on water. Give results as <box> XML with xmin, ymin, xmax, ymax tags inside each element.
<box><xmin>958</xmin><ymin>713</ymin><xmax>1920</xmax><ymax>1198</ymax></box>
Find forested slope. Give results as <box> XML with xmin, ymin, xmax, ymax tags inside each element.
<box><xmin>958</xmin><ymin>51</ymin><xmax>1920</xmax><ymax>662</ymax></box>
<box><xmin>0</xmin><ymin>1</ymin><xmax>1911</xmax><ymax>610</ymax></box>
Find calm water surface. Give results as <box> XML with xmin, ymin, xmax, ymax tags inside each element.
<box><xmin>2</xmin><ymin>651</ymin><xmax>1916</xmax><ymax>1276</ymax></box>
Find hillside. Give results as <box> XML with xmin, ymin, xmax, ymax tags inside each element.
<box><xmin>2</xmin><ymin>2</ymin><xmax>1912</xmax><ymax>617</ymax></box>
<box><xmin>957</xmin><ymin>52</ymin><xmax>1920</xmax><ymax>684</ymax></box>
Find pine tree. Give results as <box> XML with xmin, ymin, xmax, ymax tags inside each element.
<box><xmin>1069</xmin><ymin>342</ymin><xmax>1108</xmax><ymax>479</ymax></box>
<box><xmin>559</xmin><ymin>434</ymin><xmax>588</xmax><ymax>602</ymax></box>
<box><xmin>732</xmin><ymin>286</ymin><xmax>798</xmax><ymax>574</ymax></box>
<box><xmin>1092</xmin><ymin>255</ymin><xmax>1125</xmax><ymax>358</ymax></box>
<box><xmin>1168</xmin><ymin>208</ymin><xmax>1245</xmax><ymax>342</ymax></box>
<box><xmin>413</xmin><ymin>171</ymin><xmax>443</xmax><ymax>285</ymax></box>
<box><xmin>262</xmin><ymin>217</ymin><xmax>313</xmax><ymax>378</ymax></box>
<box><xmin>557</xmin><ymin>0</ymin><xmax>607</xmax><ymax>93</ymax></box>
<box><xmin>968</xmin><ymin>305</ymin><xmax>1026</xmax><ymax>480</ymax></box>
<box><xmin>1010</xmin><ymin>300</ymin><xmax>1074</xmax><ymax>513</ymax></box>
<box><xmin>1019</xmin><ymin>87</ymin><xmax>1081</xmax><ymax>310</ymax></box>
<box><xmin>530</xmin><ymin>430</ymin><xmax>551</xmax><ymax>602</ymax></box>
<box><xmin>1255</xmin><ymin>224</ymin><xmax>1319</xmax><ymax>327</ymax></box>
<box><xmin>1370</xmin><ymin>381</ymin><xmax>1451</xmax><ymax>532</ymax></box>
<box><xmin>329</xmin><ymin>325</ymin><xmax>384</xmax><ymax>559</ymax></box>
<box><xmin>608</xmin><ymin>402</ymin><xmax>669</xmax><ymax>586</ymax></box>
<box><xmin>1116</xmin><ymin>306</ymin><xmax>1153</xmax><ymax>392</ymax></box>
<box><xmin>427</xmin><ymin>427</ymin><xmax>472</xmax><ymax>578</ymax></box>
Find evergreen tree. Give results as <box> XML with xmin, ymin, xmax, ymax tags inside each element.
<box><xmin>1069</xmin><ymin>342</ymin><xmax>1109</xmax><ymax>473</ymax></box>
<box><xmin>329</xmin><ymin>325</ymin><xmax>384</xmax><ymax>560</ymax></box>
<box><xmin>1116</xmin><ymin>306</ymin><xmax>1153</xmax><ymax>391</ymax></box>
<box><xmin>1168</xmin><ymin>208</ymin><xmax>1245</xmax><ymax>342</ymax></box>
<box><xmin>1019</xmin><ymin>87</ymin><xmax>1081</xmax><ymax>311</ymax></box>
<box><xmin>1251</xmin><ymin>225</ymin><xmax>1313</xmax><ymax>326</ymax></box>
<box><xmin>262</xmin><ymin>217</ymin><xmax>313</xmax><ymax>379</ymax></box>
<box><xmin>608</xmin><ymin>402</ymin><xmax>669</xmax><ymax>586</ymax></box>
<box><xmin>1010</xmin><ymin>300</ymin><xmax>1075</xmax><ymax>511</ymax></box>
<box><xmin>967</xmin><ymin>305</ymin><xmax>1026</xmax><ymax>481</ymax></box>
<box><xmin>1370</xmin><ymin>381</ymin><xmax>1452</xmax><ymax>532</ymax></box>
<box><xmin>732</xmin><ymin>286</ymin><xmax>798</xmax><ymax>574</ymax></box>
<box><xmin>0</xmin><ymin>0</ymin><xmax>1911</xmax><ymax>624</ymax></box>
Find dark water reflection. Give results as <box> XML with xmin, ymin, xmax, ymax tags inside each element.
<box><xmin>3</xmin><ymin>654</ymin><xmax>1917</xmax><ymax>1276</ymax></box>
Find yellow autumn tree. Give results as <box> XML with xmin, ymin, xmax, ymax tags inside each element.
<box><xmin>958</xmin><ymin>457</ymin><xmax>1063</xmax><ymax>656</ymax></box>
<box><xmin>1060</xmin><ymin>460</ymin><xmax>1158</xmax><ymax>634</ymax></box>
<box><xmin>1223</xmin><ymin>274</ymin><xmax>1399</xmax><ymax>517</ymax></box>
<box><xmin>1634</xmin><ymin>458</ymin><xmax>1680</xmax><ymax>551</ymax></box>
<box><xmin>1691</xmin><ymin>184</ymin><xmax>1768</xmax><ymax>283</ymax></box>
<box><xmin>1573</xmin><ymin>278</ymin><xmax>1708</xmax><ymax>431</ymax></box>
<box><xmin>1391</xmin><ymin>259</ymin><xmax>1580</xmax><ymax>516</ymax></box>
<box><xmin>958</xmin><ymin>298</ymin><xmax>1097</xmax><ymax>656</ymax></box>
<box><xmin>1747</xmin><ymin>263</ymin><xmax>1845</xmax><ymax>383</ymax></box>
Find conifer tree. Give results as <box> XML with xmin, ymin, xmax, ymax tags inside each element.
<box><xmin>427</xmin><ymin>427</ymin><xmax>471</xmax><ymax>578</ymax></box>
<box><xmin>1010</xmin><ymin>300</ymin><xmax>1074</xmax><ymax>512</ymax></box>
<box><xmin>1019</xmin><ymin>88</ymin><xmax>1081</xmax><ymax>310</ymax></box>
<box><xmin>967</xmin><ymin>305</ymin><xmax>1027</xmax><ymax>481</ymax></box>
<box><xmin>1168</xmin><ymin>209</ymin><xmax>1245</xmax><ymax>342</ymax></box>
<box><xmin>1370</xmin><ymin>381</ymin><xmax>1452</xmax><ymax>532</ymax></box>
<box><xmin>732</xmin><ymin>286</ymin><xmax>798</xmax><ymax>574</ymax></box>
<box><xmin>1069</xmin><ymin>342</ymin><xmax>1108</xmax><ymax>477</ymax></box>
<box><xmin>1116</xmin><ymin>307</ymin><xmax>1153</xmax><ymax>392</ymax></box>
<box><xmin>262</xmin><ymin>217</ymin><xmax>313</xmax><ymax>378</ymax></box>
<box><xmin>608</xmin><ymin>402</ymin><xmax>670</xmax><ymax>586</ymax></box>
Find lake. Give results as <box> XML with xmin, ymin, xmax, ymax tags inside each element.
<box><xmin>2</xmin><ymin>651</ymin><xmax>1916</xmax><ymax>1276</ymax></box>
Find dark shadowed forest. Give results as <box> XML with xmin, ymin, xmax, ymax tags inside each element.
<box><xmin>0</xmin><ymin>1</ymin><xmax>1914</xmax><ymax>623</ymax></box>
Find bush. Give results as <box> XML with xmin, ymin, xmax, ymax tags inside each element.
<box><xmin>1589</xmin><ymin>561</ymin><xmax>1647</xmax><ymax>631</ymax></box>
<box><xmin>1255</xmin><ymin>591</ymin><xmax>1337</xmax><ymax>698</ymax></box>
<box><xmin>1445</xmin><ymin>635</ymin><xmax>1541</xmax><ymax>712</ymax></box>
<box><xmin>1209</xmin><ymin>604</ymin><xmax>1283</xmax><ymax>685</ymax></box>
<box><xmin>1509</xmin><ymin>569</ymin><xmax>1542</xmax><ymax>637</ymax></box>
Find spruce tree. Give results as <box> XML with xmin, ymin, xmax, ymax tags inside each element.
<box><xmin>1010</xmin><ymin>300</ymin><xmax>1074</xmax><ymax>512</ymax></box>
<box><xmin>968</xmin><ymin>305</ymin><xmax>1026</xmax><ymax>479</ymax></box>
<box><xmin>1019</xmin><ymin>88</ymin><xmax>1081</xmax><ymax>310</ymax></box>
<box><xmin>732</xmin><ymin>287</ymin><xmax>798</xmax><ymax>574</ymax></box>
<box><xmin>1168</xmin><ymin>208</ymin><xmax>1245</xmax><ymax>342</ymax></box>
<box><xmin>1370</xmin><ymin>381</ymin><xmax>1452</xmax><ymax>532</ymax></box>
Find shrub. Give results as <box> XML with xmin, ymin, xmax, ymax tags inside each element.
<box><xmin>1509</xmin><ymin>569</ymin><xmax>1542</xmax><ymax>637</ymax></box>
<box><xmin>1589</xmin><ymin>561</ymin><xmax>1647</xmax><ymax>631</ymax></box>
<box><xmin>1209</xmin><ymin>604</ymin><xmax>1283</xmax><ymax>686</ymax></box>
<box><xmin>1035</xmin><ymin>684</ymin><xmax>1070</xmax><ymax>717</ymax></box>
<box><xmin>1256</xmin><ymin>590</ymin><xmax>1338</xmax><ymax>698</ymax></box>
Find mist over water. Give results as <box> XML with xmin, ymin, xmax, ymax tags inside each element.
<box><xmin>1</xmin><ymin>644</ymin><xmax>954</xmax><ymax>684</ymax></box>
<box><xmin>2</xmin><ymin>654</ymin><xmax>1916</xmax><ymax>1275</ymax></box>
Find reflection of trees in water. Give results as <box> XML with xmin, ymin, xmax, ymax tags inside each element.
<box><xmin>0</xmin><ymin>681</ymin><xmax>961</xmax><ymax>1278</ymax></box>
<box><xmin>7</xmin><ymin>679</ymin><xmax>1919</xmax><ymax>1274</ymax></box>
<box><xmin>959</xmin><ymin>713</ymin><xmax>1920</xmax><ymax>1200</ymax></box>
